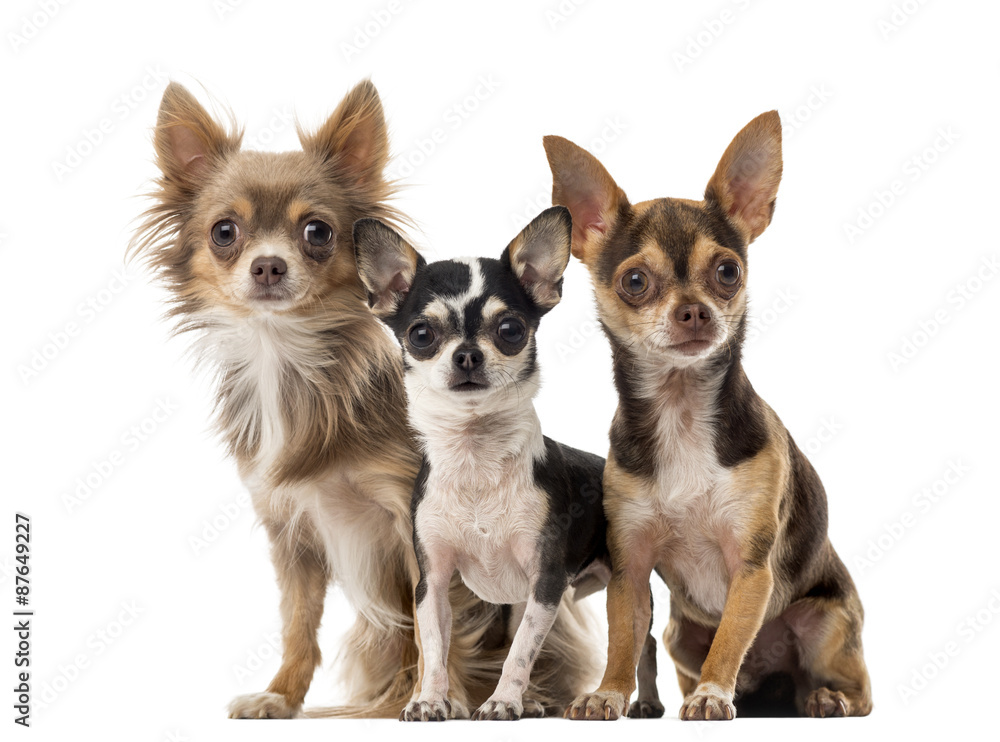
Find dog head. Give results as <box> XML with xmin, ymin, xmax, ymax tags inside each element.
<box><xmin>133</xmin><ymin>79</ymin><xmax>397</xmax><ymax>322</ymax></box>
<box><xmin>353</xmin><ymin>206</ymin><xmax>572</xmax><ymax>410</ymax></box>
<box><xmin>543</xmin><ymin>112</ymin><xmax>782</xmax><ymax>367</ymax></box>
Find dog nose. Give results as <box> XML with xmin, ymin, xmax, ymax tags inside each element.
<box><xmin>251</xmin><ymin>257</ymin><xmax>287</xmax><ymax>286</ymax></box>
<box><xmin>453</xmin><ymin>345</ymin><xmax>484</xmax><ymax>372</ymax></box>
<box><xmin>674</xmin><ymin>303</ymin><xmax>712</xmax><ymax>330</ymax></box>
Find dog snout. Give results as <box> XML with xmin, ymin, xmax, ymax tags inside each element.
<box><xmin>674</xmin><ymin>303</ymin><xmax>712</xmax><ymax>333</ymax></box>
<box><xmin>452</xmin><ymin>345</ymin><xmax>484</xmax><ymax>372</ymax></box>
<box><xmin>251</xmin><ymin>256</ymin><xmax>287</xmax><ymax>286</ymax></box>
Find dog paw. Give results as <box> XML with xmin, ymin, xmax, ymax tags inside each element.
<box><xmin>399</xmin><ymin>697</ymin><xmax>467</xmax><ymax>722</ymax></box>
<box><xmin>472</xmin><ymin>697</ymin><xmax>523</xmax><ymax>721</ymax></box>
<box><xmin>680</xmin><ymin>683</ymin><xmax>735</xmax><ymax>721</ymax></box>
<box><xmin>628</xmin><ymin>698</ymin><xmax>665</xmax><ymax>718</ymax></box>
<box><xmin>805</xmin><ymin>687</ymin><xmax>849</xmax><ymax>718</ymax></box>
<box><xmin>521</xmin><ymin>698</ymin><xmax>547</xmax><ymax>718</ymax></box>
<box><xmin>228</xmin><ymin>692</ymin><xmax>301</xmax><ymax>719</ymax></box>
<box><xmin>563</xmin><ymin>691</ymin><xmax>627</xmax><ymax>720</ymax></box>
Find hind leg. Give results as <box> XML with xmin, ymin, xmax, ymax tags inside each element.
<box><xmin>786</xmin><ymin>594</ymin><xmax>872</xmax><ymax>717</ymax></box>
<box><xmin>676</xmin><ymin>668</ymin><xmax>697</xmax><ymax>697</ymax></box>
<box><xmin>629</xmin><ymin>594</ymin><xmax>664</xmax><ymax>718</ymax></box>
<box><xmin>663</xmin><ymin>600</ymin><xmax>714</xmax><ymax>703</ymax></box>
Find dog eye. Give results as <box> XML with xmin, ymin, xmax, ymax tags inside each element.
<box><xmin>211</xmin><ymin>220</ymin><xmax>239</xmax><ymax>247</ymax></box>
<box><xmin>716</xmin><ymin>261</ymin><xmax>741</xmax><ymax>286</ymax></box>
<box><xmin>497</xmin><ymin>318</ymin><xmax>526</xmax><ymax>344</ymax></box>
<box><xmin>408</xmin><ymin>322</ymin><xmax>436</xmax><ymax>349</ymax></box>
<box><xmin>622</xmin><ymin>269</ymin><xmax>649</xmax><ymax>296</ymax></box>
<box><xmin>304</xmin><ymin>220</ymin><xmax>334</xmax><ymax>247</ymax></box>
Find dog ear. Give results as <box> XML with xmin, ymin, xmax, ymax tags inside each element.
<box><xmin>705</xmin><ymin>111</ymin><xmax>783</xmax><ymax>244</ymax></box>
<box><xmin>543</xmin><ymin>135</ymin><xmax>627</xmax><ymax>263</ymax></box>
<box><xmin>504</xmin><ymin>206</ymin><xmax>572</xmax><ymax>312</ymax></box>
<box><xmin>300</xmin><ymin>79</ymin><xmax>388</xmax><ymax>189</ymax></box>
<box><xmin>154</xmin><ymin>82</ymin><xmax>241</xmax><ymax>189</ymax></box>
<box><xmin>353</xmin><ymin>219</ymin><xmax>421</xmax><ymax>318</ymax></box>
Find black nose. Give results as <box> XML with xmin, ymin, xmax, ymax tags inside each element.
<box><xmin>674</xmin><ymin>303</ymin><xmax>712</xmax><ymax>331</ymax></box>
<box><xmin>251</xmin><ymin>256</ymin><xmax>287</xmax><ymax>286</ymax></box>
<box><xmin>453</xmin><ymin>345</ymin><xmax>484</xmax><ymax>372</ymax></box>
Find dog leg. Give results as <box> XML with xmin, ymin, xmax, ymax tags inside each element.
<box><xmin>472</xmin><ymin>597</ymin><xmax>559</xmax><ymax>720</ymax></box>
<box><xmin>401</xmin><ymin>554</ymin><xmax>467</xmax><ymax>721</ymax></box>
<box><xmin>628</xmin><ymin>593</ymin><xmax>664</xmax><ymax>718</ymax></box>
<box><xmin>679</xmin><ymin>565</ymin><xmax>773</xmax><ymax>721</ymax></box>
<box><xmin>565</xmin><ymin>562</ymin><xmax>652</xmax><ymax>720</ymax></box>
<box><xmin>791</xmin><ymin>596</ymin><xmax>872</xmax><ymax>717</ymax></box>
<box><xmin>663</xmin><ymin>604</ymin><xmax>713</xmax><ymax>699</ymax></box>
<box><xmin>228</xmin><ymin>526</ymin><xmax>327</xmax><ymax>719</ymax></box>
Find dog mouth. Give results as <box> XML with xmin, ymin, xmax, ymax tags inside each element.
<box><xmin>250</xmin><ymin>287</ymin><xmax>292</xmax><ymax>302</ymax></box>
<box><xmin>669</xmin><ymin>339</ymin><xmax>714</xmax><ymax>355</ymax></box>
<box><xmin>449</xmin><ymin>381</ymin><xmax>489</xmax><ymax>393</ymax></box>
<box><xmin>245</xmin><ymin>283</ymin><xmax>297</xmax><ymax>307</ymax></box>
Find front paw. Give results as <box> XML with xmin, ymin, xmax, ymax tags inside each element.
<box><xmin>564</xmin><ymin>691</ymin><xmax>627</xmax><ymax>720</ymax></box>
<box><xmin>399</xmin><ymin>697</ymin><xmax>467</xmax><ymax>722</ymax></box>
<box><xmin>628</xmin><ymin>698</ymin><xmax>665</xmax><ymax>718</ymax></box>
<box><xmin>521</xmin><ymin>698</ymin><xmax>547</xmax><ymax>718</ymax></box>
<box><xmin>228</xmin><ymin>691</ymin><xmax>301</xmax><ymax>719</ymax></box>
<box><xmin>680</xmin><ymin>683</ymin><xmax>735</xmax><ymax>721</ymax></box>
<box><xmin>472</xmin><ymin>697</ymin><xmax>523</xmax><ymax>721</ymax></box>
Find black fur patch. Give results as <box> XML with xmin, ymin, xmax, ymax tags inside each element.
<box><xmin>531</xmin><ymin>437</ymin><xmax>608</xmax><ymax>606</ymax></box>
<box><xmin>773</xmin><ymin>435</ymin><xmax>836</xmax><ymax>598</ymax></box>
<box><xmin>412</xmin><ymin>456</ymin><xmax>431</xmax><ymax>606</ymax></box>
<box><xmin>381</xmin><ymin>257</ymin><xmax>546</xmax><ymax>345</ymax></box>
<box><xmin>707</xmin><ymin>324</ymin><xmax>769</xmax><ymax>468</ymax></box>
<box><xmin>607</xmin><ymin>338</ymin><xmax>660</xmax><ymax>480</ymax></box>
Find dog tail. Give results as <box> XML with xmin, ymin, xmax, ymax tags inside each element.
<box><xmin>305</xmin><ymin>578</ymin><xmax>602</xmax><ymax>718</ymax></box>
<box><xmin>303</xmin><ymin>654</ymin><xmax>416</xmax><ymax>719</ymax></box>
<box><xmin>304</xmin><ymin>577</ymin><xmax>509</xmax><ymax>719</ymax></box>
<box><xmin>526</xmin><ymin>592</ymin><xmax>603</xmax><ymax>714</ymax></box>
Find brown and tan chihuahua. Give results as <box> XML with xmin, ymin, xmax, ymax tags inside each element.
<box><xmin>544</xmin><ymin>112</ymin><xmax>872</xmax><ymax>720</ymax></box>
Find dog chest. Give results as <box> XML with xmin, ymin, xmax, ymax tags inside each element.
<box><xmin>416</xmin><ymin>472</ymin><xmax>547</xmax><ymax>606</ymax></box>
<box><xmin>641</xmin><ymin>372</ymin><xmax>747</xmax><ymax>617</ymax></box>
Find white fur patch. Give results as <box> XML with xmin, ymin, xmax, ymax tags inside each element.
<box><xmin>441</xmin><ymin>256</ymin><xmax>485</xmax><ymax>313</ymax></box>
<box><xmin>195</xmin><ymin>311</ymin><xmax>310</xmax><ymax>472</ymax></box>
<box><xmin>624</xmin><ymin>357</ymin><xmax>747</xmax><ymax>617</ymax></box>
<box><xmin>415</xmin><ymin>405</ymin><xmax>547</xmax><ymax>606</ymax></box>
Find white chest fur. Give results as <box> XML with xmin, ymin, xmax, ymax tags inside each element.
<box><xmin>637</xmin><ymin>363</ymin><xmax>746</xmax><ymax>617</ymax></box>
<box><xmin>416</xmin><ymin>474</ymin><xmax>544</xmax><ymax>605</ymax></box>
<box><xmin>200</xmin><ymin>312</ymin><xmax>319</xmax><ymax>472</ymax></box>
<box><xmin>413</xmin><ymin>398</ymin><xmax>549</xmax><ymax>606</ymax></box>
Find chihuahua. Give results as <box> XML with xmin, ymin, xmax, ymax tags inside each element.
<box><xmin>353</xmin><ymin>207</ymin><xmax>661</xmax><ymax>720</ymax></box>
<box><xmin>131</xmin><ymin>80</ymin><xmax>552</xmax><ymax>718</ymax></box>
<box><xmin>544</xmin><ymin>113</ymin><xmax>872</xmax><ymax>720</ymax></box>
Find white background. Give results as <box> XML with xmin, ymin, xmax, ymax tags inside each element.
<box><xmin>3</xmin><ymin>1</ymin><xmax>998</xmax><ymax>740</ymax></box>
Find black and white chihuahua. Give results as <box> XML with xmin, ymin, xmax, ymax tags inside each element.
<box><xmin>353</xmin><ymin>207</ymin><xmax>661</xmax><ymax>721</ymax></box>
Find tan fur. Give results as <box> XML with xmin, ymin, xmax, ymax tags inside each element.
<box><xmin>705</xmin><ymin>111</ymin><xmax>783</xmax><ymax>243</ymax></box>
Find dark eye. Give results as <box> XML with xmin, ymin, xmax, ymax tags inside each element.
<box><xmin>622</xmin><ymin>268</ymin><xmax>649</xmax><ymax>296</ymax></box>
<box><xmin>211</xmin><ymin>220</ymin><xmax>239</xmax><ymax>247</ymax></box>
<box><xmin>408</xmin><ymin>322</ymin><xmax>436</xmax><ymax>349</ymax></box>
<box><xmin>716</xmin><ymin>261</ymin><xmax>741</xmax><ymax>286</ymax></box>
<box><xmin>304</xmin><ymin>220</ymin><xmax>334</xmax><ymax>247</ymax></box>
<box><xmin>497</xmin><ymin>318</ymin><xmax>526</xmax><ymax>344</ymax></box>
